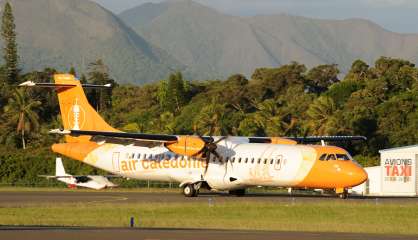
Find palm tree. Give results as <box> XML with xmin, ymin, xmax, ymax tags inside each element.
<box><xmin>251</xmin><ymin>98</ymin><xmax>292</xmax><ymax>136</ymax></box>
<box><xmin>307</xmin><ymin>96</ymin><xmax>336</xmax><ymax>135</ymax></box>
<box><xmin>193</xmin><ymin>99</ymin><xmax>227</xmax><ymax>136</ymax></box>
<box><xmin>2</xmin><ymin>88</ymin><xmax>41</xmax><ymax>149</ymax></box>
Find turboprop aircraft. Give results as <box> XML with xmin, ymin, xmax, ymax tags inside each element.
<box><xmin>39</xmin><ymin>157</ymin><xmax>118</xmax><ymax>190</ymax></box>
<box><xmin>20</xmin><ymin>74</ymin><xmax>368</xmax><ymax>198</ymax></box>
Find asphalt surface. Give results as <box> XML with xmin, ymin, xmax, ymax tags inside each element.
<box><xmin>0</xmin><ymin>191</ymin><xmax>417</xmax><ymax>240</ymax></box>
<box><xmin>0</xmin><ymin>190</ymin><xmax>417</xmax><ymax>205</ymax></box>
<box><xmin>0</xmin><ymin>226</ymin><xmax>415</xmax><ymax>240</ymax></box>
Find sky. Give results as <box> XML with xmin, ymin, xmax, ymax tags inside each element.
<box><xmin>93</xmin><ymin>0</ymin><xmax>418</xmax><ymax>33</ymax></box>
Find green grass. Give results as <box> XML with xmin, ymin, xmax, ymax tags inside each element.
<box><xmin>0</xmin><ymin>201</ymin><xmax>417</xmax><ymax>235</ymax></box>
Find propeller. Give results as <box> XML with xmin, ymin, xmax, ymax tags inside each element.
<box><xmin>197</xmin><ymin>136</ymin><xmax>228</xmax><ymax>173</ymax></box>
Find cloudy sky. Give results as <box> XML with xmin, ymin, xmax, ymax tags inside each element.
<box><xmin>94</xmin><ymin>0</ymin><xmax>418</xmax><ymax>33</ymax></box>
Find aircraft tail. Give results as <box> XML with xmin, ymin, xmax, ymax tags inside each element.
<box><xmin>55</xmin><ymin>157</ymin><xmax>67</xmax><ymax>176</ymax></box>
<box><xmin>53</xmin><ymin>74</ymin><xmax>118</xmax><ymax>142</ymax></box>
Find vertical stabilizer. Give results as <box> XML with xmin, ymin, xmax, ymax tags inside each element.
<box><xmin>55</xmin><ymin>157</ymin><xmax>67</xmax><ymax>176</ymax></box>
<box><xmin>54</xmin><ymin>74</ymin><xmax>119</xmax><ymax>142</ymax></box>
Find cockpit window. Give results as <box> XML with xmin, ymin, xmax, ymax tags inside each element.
<box><xmin>336</xmin><ymin>154</ymin><xmax>350</xmax><ymax>161</ymax></box>
<box><xmin>326</xmin><ymin>154</ymin><xmax>336</xmax><ymax>160</ymax></box>
<box><xmin>319</xmin><ymin>154</ymin><xmax>327</xmax><ymax>161</ymax></box>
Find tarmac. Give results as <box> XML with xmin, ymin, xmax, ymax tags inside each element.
<box><xmin>1</xmin><ymin>190</ymin><xmax>417</xmax><ymax>205</ymax></box>
<box><xmin>0</xmin><ymin>226</ymin><xmax>415</xmax><ymax>240</ymax></box>
<box><xmin>0</xmin><ymin>190</ymin><xmax>417</xmax><ymax>240</ymax></box>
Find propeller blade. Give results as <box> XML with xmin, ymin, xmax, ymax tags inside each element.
<box><xmin>213</xmin><ymin>136</ymin><xmax>227</xmax><ymax>144</ymax></box>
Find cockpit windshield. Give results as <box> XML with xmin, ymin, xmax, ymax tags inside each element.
<box><xmin>319</xmin><ymin>153</ymin><xmax>351</xmax><ymax>161</ymax></box>
<box><xmin>336</xmin><ymin>154</ymin><xmax>350</xmax><ymax>161</ymax></box>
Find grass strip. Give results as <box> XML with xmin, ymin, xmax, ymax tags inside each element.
<box><xmin>0</xmin><ymin>201</ymin><xmax>416</xmax><ymax>235</ymax></box>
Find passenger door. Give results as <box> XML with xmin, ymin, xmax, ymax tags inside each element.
<box><xmin>112</xmin><ymin>152</ymin><xmax>120</xmax><ymax>173</ymax></box>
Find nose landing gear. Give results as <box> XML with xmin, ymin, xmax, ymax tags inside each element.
<box><xmin>336</xmin><ymin>188</ymin><xmax>349</xmax><ymax>199</ymax></box>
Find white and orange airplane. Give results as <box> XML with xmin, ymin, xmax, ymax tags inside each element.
<box><xmin>20</xmin><ymin>74</ymin><xmax>367</xmax><ymax>198</ymax></box>
<box><xmin>39</xmin><ymin>157</ymin><xmax>118</xmax><ymax>190</ymax></box>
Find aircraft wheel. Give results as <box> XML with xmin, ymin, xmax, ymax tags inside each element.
<box><xmin>183</xmin><ymin>184</ymin><xmax>197</xmax><ymax>197</ymax></box>
<box><xmin>229</xmin><ymin>189</ymin><xmax>246</xmax><ymax>197</ymax></box>
<box><xmin>339</xmin><ymin>189</ymin><xmax>348</xmax><ymax>199</ymax></box>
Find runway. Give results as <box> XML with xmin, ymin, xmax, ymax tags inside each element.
<box><xmin>0</xmin><ymin>226</ymin><xmax>413</xmax><ymax>240</ymax></box>
<box><xmin>0</xmin><ymin>190</ymin><xmax>417</xmax><ymax>206</ymax></box>
<box><xmin>0</xmin><ymin>190</ymin><xmax>416</xmax><ymax>240</ymax></box>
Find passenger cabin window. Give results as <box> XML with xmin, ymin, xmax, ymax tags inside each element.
<box><xmin>238</xmin><ymin>158</ymin><xmax>242</xmax><ymax>163</ymax></box>
<box><xmin>251</xmin><ymin>158</ymin><xmax>255</xmax><ymax>164</ymax></box>
<box><xmin>231</xmin><ymin>157</ymin><xmax>235</xmax><ymax>163</ymax></box>
<box><xmin>143</xmin><ymin>154</ymin><xmax>147</xmax><ymax>159</ymax></box>
<box><xmin>276</xmin><ymin>159</ymin><xmax>280</xmax><ymax>164</ymax></box>
<box><xmin>336</xmin><ymin>154</ymin><xmax>350</xmax><ymax>161</ymax></box>
<box><xmin>270</xmin><ymin>159</ymin><xmax>274</xmax><ymax>164</ymax></box>
<box><xmin>257</xmin><ymin>158</ymin><xmax>261</xmax><ymax>164</ymax></box>
<box><xmin>319</xmin><ymin>154</ymin><xmax>327</xmax><ymax>161</ymax></box>
<box><xmin>264</xmin><ymin>159</ymin><xmax>267</xmax><ymax>164</ymax></box>
<box><xmin>326</xmin><ymin>154</ymin><xmax>336</xmax><ymax>161</ymax></box>
<box><xmin>245</xmin><ymin>158</ymin><xmax>249</xmax><ymax>163</ymax></box>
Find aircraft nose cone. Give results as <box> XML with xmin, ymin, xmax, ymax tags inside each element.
<box><xmin>350</xmin><ymin>167</ymin><xmax>368</xmax><ymax>186</ymax></box>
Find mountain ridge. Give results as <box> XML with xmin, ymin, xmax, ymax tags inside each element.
<box><xmin>0</xmin><ymin>0</ymin><xmax>184</xmax><ymax>84</ymax></box>
<box><xmin>120</xmin><ymin>0</ymin><xmax>418</xmax><ymax>79</ymax></box>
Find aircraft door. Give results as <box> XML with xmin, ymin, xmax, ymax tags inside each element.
<box><xmin>274</xmin><ymin>154</ymin><xmax>283</xmax><ymax>171</ymax></box>
<box><xmin>112</xmin><ymin>152</ymin><xmax>120</xmax><ymax>173</ymax></box>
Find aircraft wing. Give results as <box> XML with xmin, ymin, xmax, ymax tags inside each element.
<box><xmin>248</xmin><ymin>136</ymin><xmax>367</xmax><ymax>144</ymax></box>
<box><xmin>50</xmin><ymin>129</ymin><xmax>366</xmax><ymax>144</ymax></box>
<box><xmin>286</xmin><ymin>136</ymin><xmax>367</xmax><ymax>143</ymax></box>
<box><xmin>249</xmin><ymin>136</ymin><xmax>367</xmax><ymax>143</ymax></box>
<box><xmin>50</xmin><ymin>129</ymin><xmax>216</xmax><ymax>143</ymax></box>
<box><xmin>38</xmin><ymin>175</ymin><xmax>73</xmax><ymax>179</ymax></box>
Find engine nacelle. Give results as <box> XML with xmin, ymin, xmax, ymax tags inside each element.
<box><xmin>165</xmin><ymin>136</ymin><xmax>206</xmax><ymax>157</ymax></box>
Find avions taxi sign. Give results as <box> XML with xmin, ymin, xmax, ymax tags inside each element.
<box><xmin>384</xmin><ymin>158</ymin><xmax>412</xmax><ymax>182</ymax></box>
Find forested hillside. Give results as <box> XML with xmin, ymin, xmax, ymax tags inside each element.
<box><xmin>0</xmin><ymin>0</ymin><xmax>183</xmax><ymax>84</ymax></box>
<box><xmin>0</xmin><ymin>2</ymin><xmax>417</xmax><ymax>186</ymax></box>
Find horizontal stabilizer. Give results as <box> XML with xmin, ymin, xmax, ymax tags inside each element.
<box><xmin>38</xmin><ymin>175</ymin><xmax>71</xmax><ymax>179</ymax></box>
<box><xmin>38</xmin><ymin>174</ymin><xmax>121</xmax><ymax>179</ymax></box>
<box><xmin>19</xmin><ymin>81</ymin><xmax>111</xmax><ymax>88</ymax></box>
<box><xmin>50</xmin><ymin>129</ymin><xmax>178</xmax><ymax>142</ymax></box>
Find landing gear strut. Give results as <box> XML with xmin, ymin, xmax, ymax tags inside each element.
<box><xmin>337</xmin><ymin>188</ymin><xmax>349</xmax><ymax>199</ymax></box>
<box><xmin>182</xmin><ymin>184</ymin><xmax>199</xmax><ymax>197</ymax></box>
<box><xmin>229</xmin><ymin>189</ymin><xmax>246</xmax><ymax>197</ymax></box>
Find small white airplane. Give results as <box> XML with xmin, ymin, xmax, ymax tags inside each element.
<box><xmin>23</xmin><ymin>74</ymin><xmax>368</xmax><ymax>198</ymax></box>
<box><xmin>39</xmin><ymin>157</ymin><xmax>118</xmax><ymax>190</ymax></box>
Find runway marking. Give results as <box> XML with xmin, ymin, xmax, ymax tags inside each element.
<box><xmin>86</xmin><ymin>196</ymin><xmax>128</xmax><ymax>204</ymax></box>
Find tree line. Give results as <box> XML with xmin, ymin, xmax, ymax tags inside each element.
<box><xmin>0</xmin><ymin>2</ymin><xmax>417</xmax><ymax>185</ymax></box>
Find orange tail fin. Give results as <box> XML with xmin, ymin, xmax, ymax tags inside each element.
<box><xmin>54</xmin><ymin>74</ymin><xmax>118</xmax><ymax>142</ymax></box>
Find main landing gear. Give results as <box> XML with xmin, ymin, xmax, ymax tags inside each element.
<box><xmin>229</xmin><ymin>189</ymin><xmax>246</xmax><ymax>197</ymax></box>
<box><xmin>182</xmin><ymin>184</ymin><xmax>199</xmax><ymax>197</ymax></box>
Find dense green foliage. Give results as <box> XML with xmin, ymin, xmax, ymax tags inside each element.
<box><xmin>1</xmin><ymin>2</ymin><xmax>18</xmax><ymax>85</ymax></box>
<box><xmin>0</xmin><ymin>2</ymin><xmax>417</xmax><ymax>186</ymax></box>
